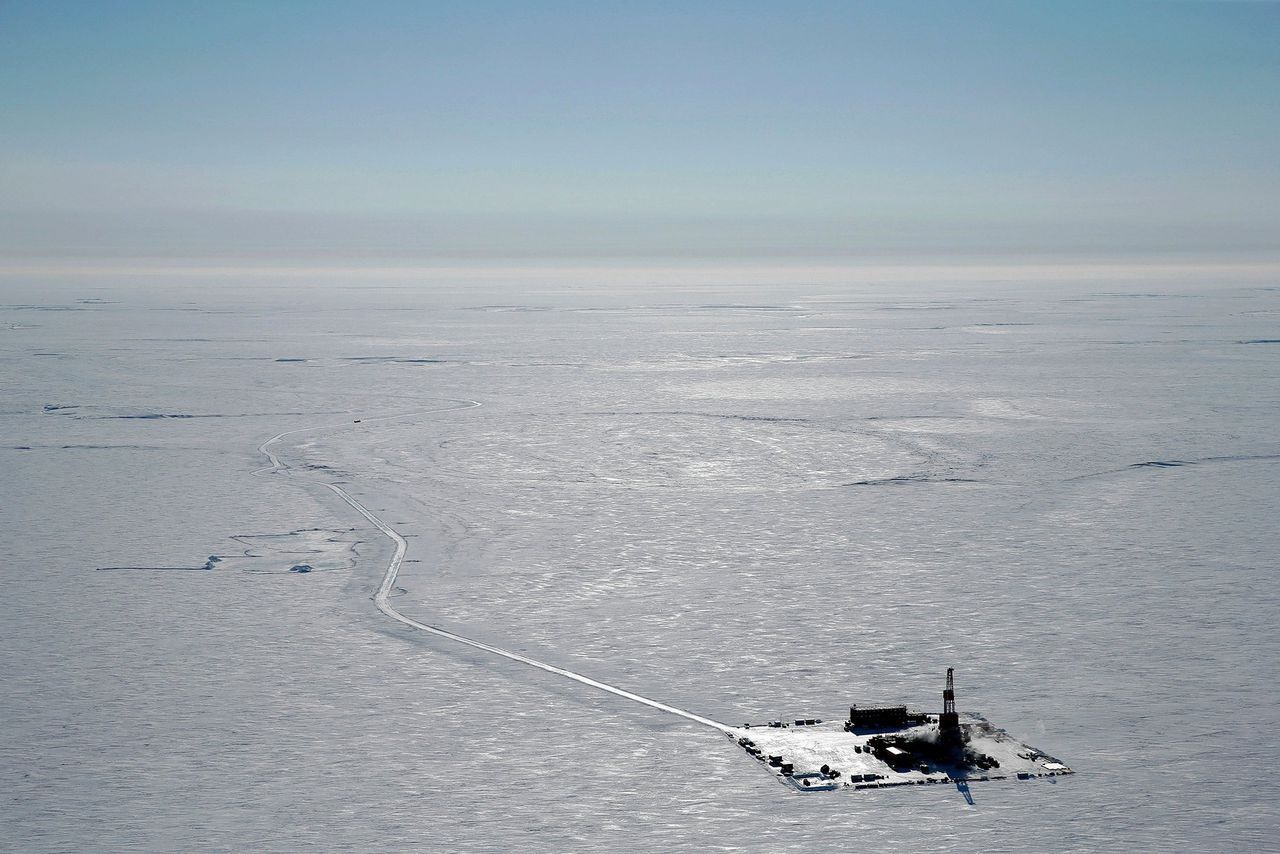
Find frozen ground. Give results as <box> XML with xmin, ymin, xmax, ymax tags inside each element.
<box><xmin>733</xmin><ymin>714</ymin><xmax>1072</xmax><ymax>791</ymax></box>
<box><xmin>1</xmin><ymin>265</ymin><xmax>1278</xmax><ymax>851</ymax></box>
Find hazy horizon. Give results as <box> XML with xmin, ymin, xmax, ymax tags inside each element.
<box><xmin>3</xmin><ymin>0</ymin><xmax>1277</xmax><ymax>261</ymax></box>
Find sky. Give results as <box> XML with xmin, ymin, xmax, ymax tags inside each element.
<box><xmin>1</xmin><ymin>0</ymin><xmax>1278</xmax><ymax>260</ymax></box>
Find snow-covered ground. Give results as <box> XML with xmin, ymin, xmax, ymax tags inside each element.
<box><xmin>2</xmin><ymin>266</ymin><xmax>1278</xmax><ymax>851</ymax></box>
<box><xmin>732</xmin><ymin>715</ymin><xmax>1071</xmax><ymax>791</ymax></box>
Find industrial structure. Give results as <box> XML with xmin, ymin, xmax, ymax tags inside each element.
<box><xmin>939</xmin><ymin>667</ymin><xmax>961</xmax><ymax>744</ymax></box>
<box><xmin>845</xmin><ymin>669</ymin><xmax>959</xmax><ymax>735</ymax></box>
<box><xmin>847</xmin><ymin>705</ymin><xmax>909</xmax><ymax>731</ymax></box>
<box><xmin>733</xmin><ymin>665</ymin><xmax>1072</xmax><ymax>792</ymax></box>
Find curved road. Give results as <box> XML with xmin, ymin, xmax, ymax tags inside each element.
<box><xmin>257</xmin><ymin>401</ymin><xmax>733</xmax><ymax>734</ymax></box>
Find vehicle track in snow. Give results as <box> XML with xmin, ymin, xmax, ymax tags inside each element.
<box><xmin>256</xmin><ymin>400</ymin><xmax>733</xmax><ymax>733</ymax></box>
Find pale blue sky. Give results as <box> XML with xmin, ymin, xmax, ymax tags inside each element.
<box><xmin>1</xmin><ymin>0</ymin><xmax>1277</xmax><ymax>258</ymax></box>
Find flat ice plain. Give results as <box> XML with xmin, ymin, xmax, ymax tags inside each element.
<box><xmin>2</xmin><ymin>264</ymin><xmax>1278</xmax><ymax>851</ymax></box>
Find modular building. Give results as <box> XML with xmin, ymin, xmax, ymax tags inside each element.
<box><xmin>847</xmin><ymin>705</ymin><xmax>909</xmax><ymax>730</ymax></box>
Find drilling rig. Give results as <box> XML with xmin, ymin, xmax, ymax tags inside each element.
<box><xmin>939</xmin><ymin>667</ymin><xmax>962</xmax><ymax>745</ymax></box>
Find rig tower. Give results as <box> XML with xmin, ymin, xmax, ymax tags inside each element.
<box><xmin>939</xmin><ymin>667</ymin><xmax>961</xmax><ymax>744</ymax></box>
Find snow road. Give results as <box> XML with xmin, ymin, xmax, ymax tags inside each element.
<box><xmin>256</xmin><ymin>402</ymin><xmax>733</xmax><ymax>733</ymax></box>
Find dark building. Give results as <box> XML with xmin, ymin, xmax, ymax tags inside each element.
<box><xmin>847</xmin><ymin>704</ymin><xmax>909</xmax><ymax>730</ymax></box>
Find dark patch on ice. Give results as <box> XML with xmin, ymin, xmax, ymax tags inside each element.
<box><xmin>706</xmin><ymin>352</ymin><xmax>868</xmax><ymax>363</ymax></box>
<box><xmin>98</xmin><ymin>556</ymin><xmax>220</xmax><ymax>572</ymax></box>
<box><xmin>875</xmin><ymin>303</ymin><xmax>963</xmax><ymax>312</ymax></box>
<box><xmin>692</xmin><ymin>304</ymin><xmax>798</xmax><ymax>312</ymax></box>
<box><xmin>1127</xmin><ymin>454</ymin><xmax>1280</xmax><ymax>472</ymax></box>
<box><xmin>275</xmin><ymin>358</ymin><xmax>308</xmax><ymax>362</ymax></box>
<box><xmin>32</xmin><ymin>352</ymin><xmax>62</xmax><ymax>357</ymax></box>
<box><xmin>224</xmin><ymin>529</ymin><xmax>357</xmax><ymax>575</ymax></box>
<box><xmin>11</xmin><ymin>444</ymin><xmax>174</xmax><ymax>451</ymax></box>
<box><xmin>76</xmin><ymin>298</ymin><xmax>117</xmax><ymax>304</ymax></box>
<box><xmin>845</xmin><ymin>474</ymin><xmax>979</xmax><ymax>486</ymax></box>
<box><xmin>1</xmin><ymin>304</ymin><xmax>89</xmax><ymax>311</ymax></box>
<box><xmin>343</xmin><ymin>356</ymin><xmax>447</xmax><ymax>364</ymax></box>
<box><xmin>147</xmin><ymin>307</ymin><xmax>237</xmax><ymax>314</ymax></box>
<box><xmin>1192</xmin><ymin>453</ymin><xmax>1280</xmax><ymax>464</ymax></box>
<box><xmin>1068</xmin><ymin>453</ymin><xmax>1280</xmax><ymax>480</ymax></box>
<box><xmin>972</xmin><ymin>322</ymin><xmax>1033</xmax><ymax>327</ymax></box>
<box><xmin>864</xmin><ymin>415</ymin><xmax>950</xmax><ymax>421</ymax></box>
<box><xmin>467</xmin><ymin>305</ymin><xmax>555</xmax><ymax>312</ymax></box>
<box><xmin>94</xmin><ymin>412</ymin><xmax>320</xmax><ymax>420</ymax></box>
<box><xmin>96</xmin><ymin>566</ymin><xmax>214</xmax><ymax>572</ymax></box>
<box><xmin>43</xmin><ymin>404</ymin><xmax>77</xmax><ymax>412</ymax></box>
<box><xmin>697</xmin><ymin>412</ymin><xmax>810</xmax><ymax>424</ymax></box>
<box><xmin>64</xmin><ymin>409</ymin><xmax>342</xmax><ymax>420</ymax></box>
<box><xmin>1239</xmin><ymin>339</ymin><xmax>1280</xmax><ymax>344</ymax></box>
<box><xmin>505</xmin><ymin>361</ymin><xmax>585</xmax><ymax>368</ymax></box>
<box><xmin>586</xmin><ymin>409</ymin><xmax>810</xmax><ymax>424</ymax></box>
<box><xmin>1089</xmin><ymin>292</ymin><xmax>1182</xmax><ymax>299</ymax></box>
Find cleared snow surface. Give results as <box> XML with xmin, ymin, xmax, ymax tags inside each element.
<box><xmin>2</xmin><ymin>268</ymin><xmax>1278</xmax><ymax>851</ymax></box>
<box><xmin>733</xmin><ymin>716</ymin><xmax>1071</xmax><ymax>790</ymax></box>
